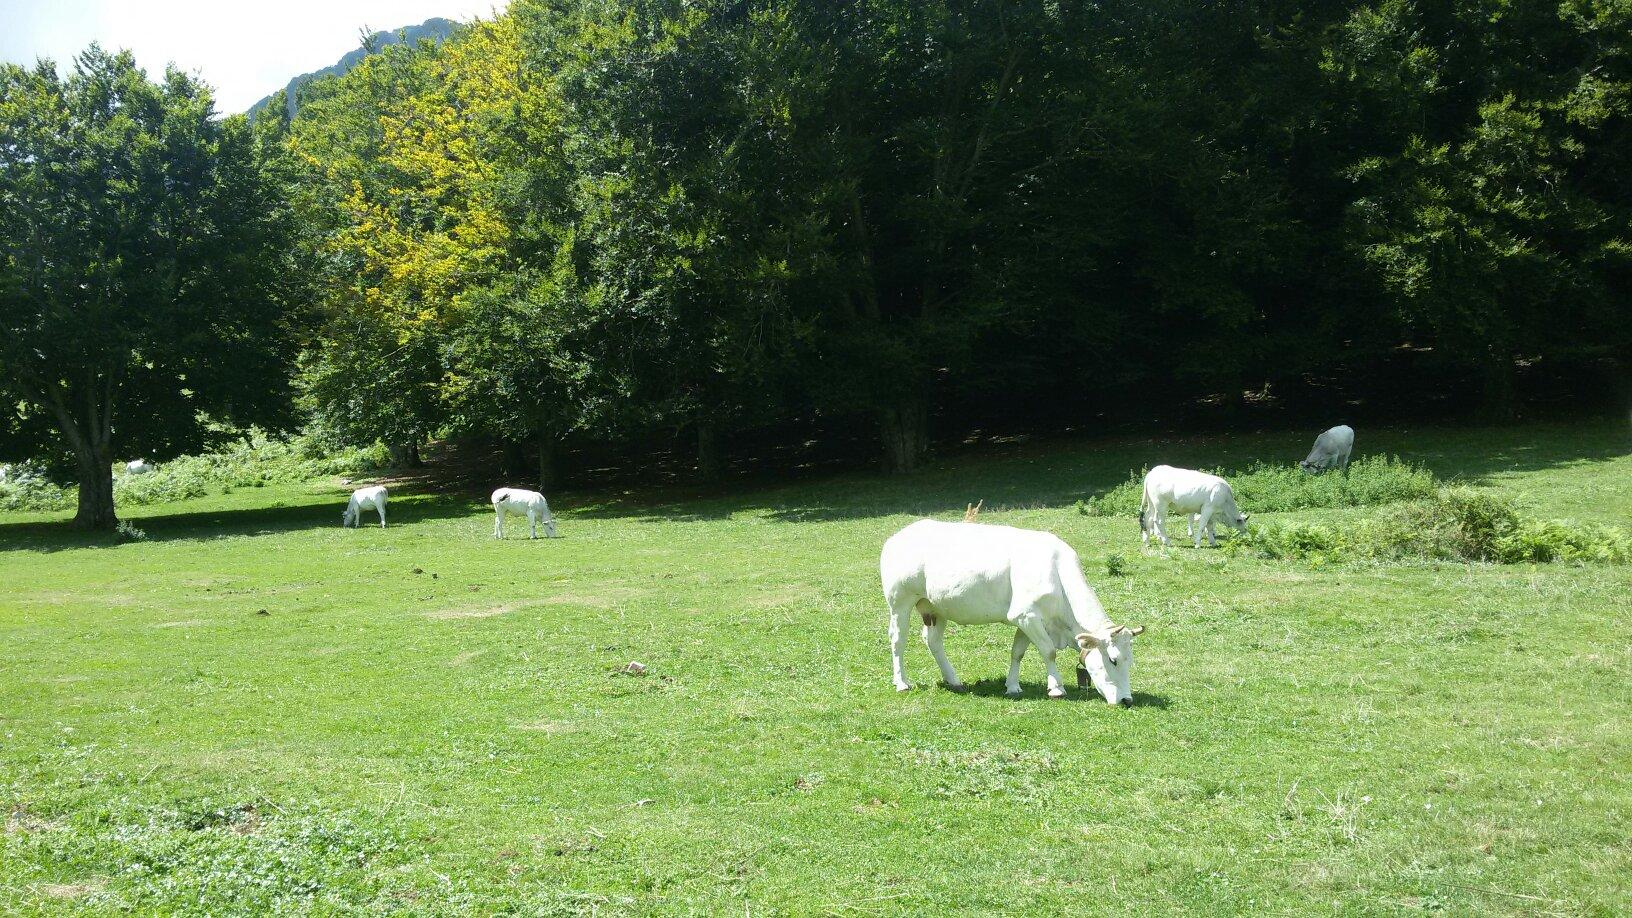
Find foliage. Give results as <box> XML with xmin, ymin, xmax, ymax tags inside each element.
<box><xmin>1078</xmin><ymin>455</ymin><xmax>1439</xmax><ymax>517</ymax></box>
<box><xmin>0</xmin><ymin>464</ymin><xmax>73</xmax><ymax>512</ymax></box>
<box><xmin>1234</xmin><ymin>488</ymin><xmax>1632</xmax><ymax>564</ymax></box>
<box><xmin>0</xmin><ymin>48</ymin><xmax>303</xmax><ymax>528</ymax></box>
<box><xmin>0</xmin><ymin>434</ymin><xmax>385</xmax><ymax>512</ymax></box>
<box><xmin>113</xmin><ymin>519</ymin><xmax>148</xmax><ymax>543</ymax></box>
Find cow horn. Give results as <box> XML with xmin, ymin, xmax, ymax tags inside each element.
<box><xmin>963</xmin><ymin>500</ymin><xmax>983</xmax><ymax>522</ymax></box>
<box><xmin>1128</xmin><ymin>625</ymin><xmax>1145</xmax><ymax>636</ymax></box>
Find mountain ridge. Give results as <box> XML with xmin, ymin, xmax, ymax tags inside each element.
<box><xmin>247</xmin><ymin>17</ymin><xmax>461</xmax><ymax>118</ymax></box>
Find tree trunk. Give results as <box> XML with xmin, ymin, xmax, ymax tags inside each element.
<box><xmin>387</xmin><ymin>441</ymin><xmax>422</xmax><ymax>468</ymax></box>
<box><xmin>500</xmin><ymin>440</ymin><xmax>531</xmax><ymax>481</ymax></box>
<box><xmin>73</xmin><ymin>446</ymin><xmax>116</xmax><ymax>530</ymax></box>
<box><xmin>1478</xmin><ymin>347</ymin><xmax>1517</xmax><ymax>422</ymax></box>
<box><xmin>536</xmin><ymin>438</ymin><xmax>557</xmax><ymax>493</ymax></box>
<box><xmin>696</xmin><ymin>420</ymin><xmax>722</xmax><ymax>482</ymax></box>
<box><xmin>878</xmin><ymin>397</ymin><xmax>928</xmax><ymax>474</ymax></box>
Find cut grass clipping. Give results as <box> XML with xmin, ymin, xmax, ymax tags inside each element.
<box><xmin>1233</xmin><ymin>488</ymin><xmax>1632</xmax><ymax>565</ymax></box>
<box><xmin>1076</xmin><ymin>454</ymin><xmax>1438</xmax><ymax>516</ymax></box>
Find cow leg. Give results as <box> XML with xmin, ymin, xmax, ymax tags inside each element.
<box><xmin>922</xmin><ymin>616</ymin><xmax>963</xmax><ymax>691</ymax></box>
<box><xmin>494</xmin><ymin>508</ymin><xmax>504</xmax><ymax>539</ymax></box>
<box><xmin>529</xmin><ymin>509</ymin><xmax>538</xmax><ymax>539</ymax></box>
<box><xmin>887</xmin><ymin>592</ymin><xmax>916</xmax><ymax>692</ymax></box>
<box><xmin>1153</xmin><ymin>504</ymin><xmax>1172</xmax><ymax>547</ymax></box>
<box><xmin>1006</xmin><ymin>630</ymin><xmax>1031</xmax><ymax>696</ymax></box>
<box><xmin>1015</xmin><ymin>616</ymin><xmax>1066</xmax><ymax>698</ymax></box>
<box><xmin>1195</xmin><ymin>505</ymin><xmax>1214</xmax><ymax>548</ymax></box>
<box><xmin>377</xmin><ymin>502</ymin><xmax>387</xmax><ymax>528</ymax></box>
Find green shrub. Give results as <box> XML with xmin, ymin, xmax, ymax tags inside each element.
<box><xmin>1079</xmin><ymin>454</ymin><xmax>1438</xmax><ymax>517</ymax></box>
<box><xmin>0</xmin><ymin>464</ymin><xmax>74</xmax><ymax>512</ymax></box>
<box><xmin>112</xmin><ymin>433</ymin><xmax>388</xmax><ymax>508</ymax></box>
<box><xmin>0</xmin><ymin>432</ymin><xmax>388</xmax><ymax>513</ymax></box>
<box><xmin>115</xmin><ymin>520</ymin><xmax>149</xmax><ymax>543</ymax></box>
<box><xmin>1231</xmin><ymin>488</ymin><xmax>1632</xmax><ymax>565</ymax></box>
<box><xmin>1104</xmin><ymin>553</ymin><xmax>1127</xmax><ymax>576</ymax></box>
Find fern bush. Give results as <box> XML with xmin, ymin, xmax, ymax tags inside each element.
<box><xmin>1231</xmin><ymin>488</ymin><xmax>1632</xmax><ymax>565</ymax></box>
<box><xmin>0</xmin><ymin>433</ymin><xmax>388</xmax><ymax>513</ymax></box>
<box><xmin>1077</xmin><ymin>455</ymin><xmax>1438</xmax><ymax>517</ymax></box>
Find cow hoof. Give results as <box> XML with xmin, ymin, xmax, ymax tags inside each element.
<box><xmin>945</xmin><ymin>683</ymin><xmax>969</xmax><ymax>694</ymax></box>
<box><xmin>1004</xmin><ymin>688</ymin><xmax>1023</xmax><ymax>698</ymax></box>
<box><xmin>1047</xmin><ymin>688</ymin><xmax>1067</xmax><ymax>699</ymax></box>
<box><xmin>894</xmin><ymin>683</ymin><xmax>912</xmax><ymax>693</ymax></box>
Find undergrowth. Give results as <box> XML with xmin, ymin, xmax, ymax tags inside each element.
<box><xmin>0</xmin><ymin>433</ymin><xmax>387</xmax><ymax>513</ymax></box>
<box><xmin>1231</xmin><ymin>488</ymin><xmax>1632</xmax><ymax>565</ymax></box>
<box><xmin>1076</xmin><ymin>454</ymin><xmax>1437</xmax><ymax>516</ymax></box>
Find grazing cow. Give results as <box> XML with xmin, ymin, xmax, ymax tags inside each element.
<box><xmin>492</xmin><ymin>487</ymin><xmax>557</xmax><ymax>539</ymax></box>
<box><xmin>1300</xmin><ymin>424</ymin><xmax>1355</xmax><ymax>474</ymax></box>
<box><xmin>1139</xmin><ymin>465</ymin><xmax>1248</xmax><ymax>548</ymax></box>
<box><xmin>342</xmin><ymin>485</ymin><xmax>389</xmax><ymax>528</ymax></box>
<box><xmin>125</xmin><ymin>459</ymin><xmax>155</xmax><ymax>475</ymax></box>
<box><xmin>880</xmin><ymin>520</ymin><xmax>1144</xmax><ymax>705</ymax></box>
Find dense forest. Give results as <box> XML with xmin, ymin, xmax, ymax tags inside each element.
<box><xmin>3</xmin><ymin>0</ymin><xmax>1630</xmax><ymax>527</ymax></box>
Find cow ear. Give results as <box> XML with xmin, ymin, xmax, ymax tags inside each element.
<box><xmin>1075</xmin><ymin>632</ymin><xmax>1099</xmax><ymax>651</ymax></box>
<box><xmin>1127</xmin><ymin>625</ymin><xmax>1145</xmax><ymax>637</ymax></box>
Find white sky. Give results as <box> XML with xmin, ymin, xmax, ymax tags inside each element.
<box><xmin>0</xmin><ymin>0</ymin><xmax>510</xmax><ymax>113</ymax></box>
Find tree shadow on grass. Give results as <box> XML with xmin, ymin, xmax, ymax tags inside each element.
<box><xmin>0</xmin><ymin>491</ymin><xmax>480</xmax><ymax>554</ymax></box>
<box><xmin>3</xmin><ymin>418</ymin><xmax>1624</xmax><ymax>549</ymax></box>
<box><xmin>569</xmin><ymin>417</ymin><xmax>1631</xmax><ymax>525</ymax></box>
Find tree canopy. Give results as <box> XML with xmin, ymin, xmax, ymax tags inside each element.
<box><xmin>9</xmin><ymin>0</ymin><xmax>1629</xmax><ymax>505</ymax></box>
<box><xmin>0</xmin><ymin>47</ymin><xmax>302</xmax><ymax>527</ymax></box>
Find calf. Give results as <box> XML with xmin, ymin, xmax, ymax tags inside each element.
<box><xmin>125</xmin><ymin>459</ymin><xmax>155</xmax><ymax>475</ymax></box>
<box><xmin>1140</xmin><ymin>465</ymin><xmax>1248</xmax><ymax>548</ymax></box>
<box><xmin>1300</xmin><ymin>424</ymin><xmax>1355</xmax><ymax>474</ymax></box>
<box><xmin>342</xmin><ymin>485</ymin><xmax>389</xmax><ymax>528</ymax></box>
<box><xmin>492</xmin><ymin>487</ymin><xmax>557</xmax><ymax>539</ymax></box>
<box><xmin>881</xmin><ymin>519</ymin><xmax>1143</xmax><ymax>705</ymax></box>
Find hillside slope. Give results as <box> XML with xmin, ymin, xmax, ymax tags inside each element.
<box><xmin>246</xmin><ymin>17</ymin><xmax>460</xmax><ymax>118</ymax></box>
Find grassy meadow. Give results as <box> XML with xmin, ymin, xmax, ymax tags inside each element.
<box><xmin>2</xmin><ymin>421</ymin><xmax>1630</xmax><ymax>915</ymax></box>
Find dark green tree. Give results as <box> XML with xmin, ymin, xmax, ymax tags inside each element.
<box><xmin>0</xmin><ymin>48</ymin><xmax>301</xmax><ymax>528</ymax></box>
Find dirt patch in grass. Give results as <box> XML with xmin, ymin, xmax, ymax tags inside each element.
<box><xmin>38</xmin><ymin>879</ymin><xmax>105</xmax><ymax>899</ymax></box>
<box><xmin>509</xmin><ymin>719</ymin><xmax>577</xmax><ymax>734</ymax></box>
<box><xmin>7</xmin><ymin>804</ymin><xmax>63</xmax><ymax>834</ymax></box>
<box><xmin>152</xmin><ymin>619</ymin><xmax>208</xmax><ymax>628</ymax></box>
<box><xmin>423</xmin><ymin>604</ymin><xmax>520</xmax><ymax>620</ymax></box>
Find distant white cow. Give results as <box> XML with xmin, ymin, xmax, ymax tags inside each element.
<box><xmin>881</xmin><ymin>520</ymin><xmax>1144</xmax><ymax>705</ymax></box>
<box><xmin>342</xmin><ymin>485</ymin><xmax>389</xmax><ymax>528</ymax></box>
<box><xmin>1140</xmin><ymin>465</ymin><xmax>1248</xmax><ymax>548</ymax></box>
<box><xmin>1301</xmin><ymin>424</ymin><xmax>1355</xmax><ymax>474</ymax></box>
<box><xmin>492</xmin><ymin>487</ymin><xmax>557</xmax><ymax>539</ymax></box>
<box><xmin>125</xmin><ymin>459</ymin><xmax>155</xmax><ymax>475</ymax></box>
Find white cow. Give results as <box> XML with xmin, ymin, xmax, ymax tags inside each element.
<box><xmin>125</xmin><ymin>459</ymin><xmax>155</xmax><ymax>475</ymax></box>
<box><xmin>492</xmin><ymin>487</ymin><xmax>557</xmax><ymax>539</ymax></box>
<box><xmin>881</xmin><ymin>520</ymin><xmax>1143</xmax><ymax>705</ymax></box>
<box><xmin>1140</xmin><ymin>465</ymin><xmax>1248</xmax><ymax>548</ymax></box>
<box><xmin>342</xmin><ymin>485</ymin><xmax>389</xmax><ymax>528</ymax></box>
<box><xmin>1300</xmin><ymin>424</ymin><xmax>1355</xmax><ymax>474</ymax></box>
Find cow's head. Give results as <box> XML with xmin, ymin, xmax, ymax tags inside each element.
<box><xmin>1222</xmin><ymin>489</ymin><xmax>1250</xmax><ymax>531</ymax></box>
<box><xmin>1076</xmin><ymin>626</ymin><xmax>1144</xmax><ymax>707</ymax></box>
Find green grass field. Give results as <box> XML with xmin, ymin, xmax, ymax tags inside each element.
<box><xmin>3</xmin><ymin>421</ymin><xmax>1630</xmax><ymax>915</ymax></box>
